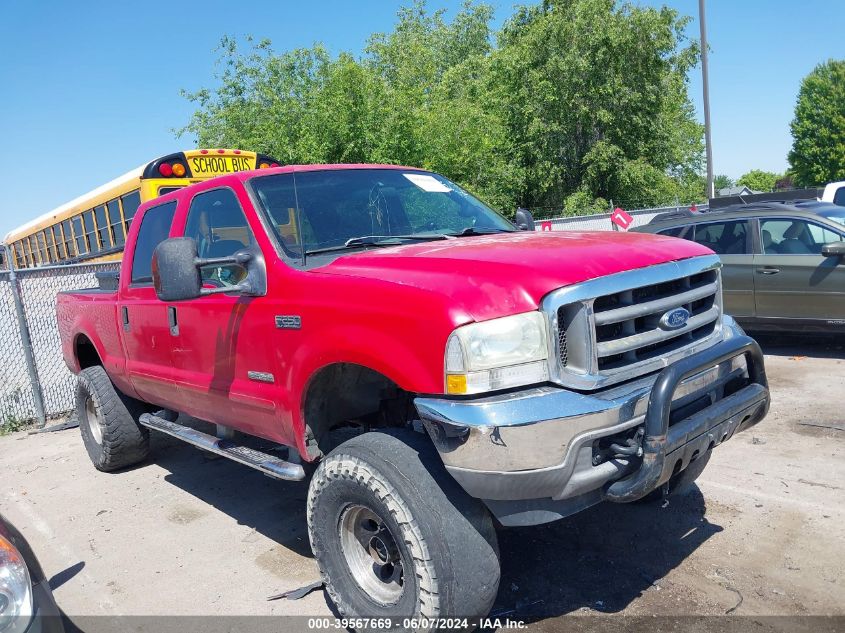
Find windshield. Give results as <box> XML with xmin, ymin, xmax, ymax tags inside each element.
<box><xmin>249</xmin><ymin>168</ymin><xmax>515</xmax><ymax>256</ymax></box>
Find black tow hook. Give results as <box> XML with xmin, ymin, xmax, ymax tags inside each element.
<box><xmin>593</xmin><ymin>428</ymin><xmax>644</xmax><ymax>465</ymax></box>
<box><xmin>609</xmin><ymin>434</ymin><xmax>644</xmax><ymax>458</ymax></box>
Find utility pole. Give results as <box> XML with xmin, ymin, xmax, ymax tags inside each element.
<box><xmin>699</xmin><ymin>0</ymin><xmax>715</xmax><ymax>200</ymax></box>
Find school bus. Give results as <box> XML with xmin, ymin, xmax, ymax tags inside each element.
<box><xmin>3</xmin><ymin>149</ymin><xmax>280</xmax><ymax>268</ymax></box>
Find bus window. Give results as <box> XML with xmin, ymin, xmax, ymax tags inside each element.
<box><xmin>52</xmin><ymin>225</ymin><xmax>65</xmax><ymax>261</ymax></box>
<box><xmin>95</xmin><ymin>205</ymin><xmax>110</xmax><ymax>249</ymax></box>
<box><xmin>107</xmin><ymin>199</ymin><xmax>124</xmax><ymax>246</ymax></box>
<box><xmin>121</xmin><ymin>190</ymin><xmax>141</xmax><ymax>234</ymax></box>
<box><xmin>61</xmin><ymin>219</ymin><xmax>75</xmax><ymax>259</ymax></box>
<box><xmin>24</xmin><ymin>237</ymin><xmax>35</xmax><ymax>266</ymax></box>
<box><xmin>72</xmin><ymin>215</ymin><xmax>88</xmax><ymax>255</ymax></box>
<box><xmin>36</xmin><ymin>232</ymin><xmax>48</xmax><ymax>263</ymax></box>
<box><xmin>12</xmin><ymin>242</ymin><xmax>22</xmax><ymax>268</ymax></box>
<box><xmin>83</xmin><ymin>210</ymin><xmax>99</xmax><ymax>254</ymax></box>
<box><xmin>45</xmin><ymin>229</ymin><xmax>57</xmax><ymax>262</ymax></box>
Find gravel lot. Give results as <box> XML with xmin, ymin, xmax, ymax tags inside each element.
<box><xmin>1</xmin><ymin>335</ymin><xmax>843</xmax><ymax>629</ymax></box>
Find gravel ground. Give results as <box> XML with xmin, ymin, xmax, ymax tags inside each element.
<box><xmin>1</xmin><ymin>335</ymin><xmax>842</xmax><ymax>630</ymax></box>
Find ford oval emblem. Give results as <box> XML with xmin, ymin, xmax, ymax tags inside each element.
<box><xmin>659</xmin><ymin>307</ymin><xmax>690</xmax><ymax>330</ymax></box>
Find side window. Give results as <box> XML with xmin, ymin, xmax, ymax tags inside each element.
<box><xmin>121</xmin><ymin>190</ymin><xmax>141</xmax><ymax>234</ymax></box>
<box><xmin>130</xmin><ymin>201</ymin><xmax>177</xmax><ymax>284</ymax></box>
<box><xmin>251</xmin><ymin>173</ymin><xmax>309</xmax><ymax>256</ymax></box>
<box><xmin>83</xmin><ymin>210</ymin><xmax>99</xmax><ymax>254</ymax></box>
<box><xmin>658</xmin><ymin>225</ymin><xmax>694</xmax><ymax>239</ymax></box>
<box><xmin>61</xmin><ymin>219</ymin><xmax>75</xmax><ymax>259</ymax></box>
<box><xmin>107</xmin><ymin>199</ymin><xmax>125</xmax><ymax>246</ymax></box>
<box><xmin>692</xmin><ymin>220</ymin><xmax>749</xmax><ymax>255</ymax></box>
<box><xmin>834</xmin><ymin>186</ymin><xmax>845</xmax><ymax>207</ymax></box>
<box><xmin>52</xmin><ymin>225</ymin><xmax>66</xmax><ymax>261</ymax></box>
<box><xmin>760</xmin><ymin>218</ymin><xmax>840</xmax><ymax>255</ymax></box>
<box><xmin>72</xmin><ymin>215</ymin><xmax>88</xmax><ymax>255</ymax></box>
<box><xmin>95</xmin><ymin>205</ymin><xmax>110</xmax><ymax>249</ymax></box>
<box><xmin>807</xmin><ymin>222</ymin><xmax>842</xmax><ymax>246</ymax></box>
<box><xmin>183</xmin><ymin>188</ymin><xmax>254</xmax><ymax>285</ymax></box>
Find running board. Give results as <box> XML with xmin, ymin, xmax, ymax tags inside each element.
<box><xmin>139</xmin><ymin>413</ymin><xmax>305</xmax><ymax>481</ymax></box>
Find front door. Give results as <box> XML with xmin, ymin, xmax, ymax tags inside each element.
<box><xmin>754</xmin><ymin>217</ymin><xmax>845</xmax><ymax>322</ymax></box>
<box><xmin>168</xmin><ymin>187</ymin><xmax>285</xmax><ymax>441</ymax></box>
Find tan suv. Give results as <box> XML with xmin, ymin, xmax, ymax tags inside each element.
<box><xmin>635</xmin><ymin>200</ymin><xmax>845</xmax><ymax>333</ymax></box>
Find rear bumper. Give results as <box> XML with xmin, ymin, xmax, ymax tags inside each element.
<box><xmin>415</xmin><ymin>318</ymin><xmax>769</xmax><ymax>525</ymax></box>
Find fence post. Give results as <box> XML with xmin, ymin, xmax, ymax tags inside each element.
<box><xmin>2</xmin><ymin>244</ymin><xmax>46</xmax><ymax>428</ymax></box>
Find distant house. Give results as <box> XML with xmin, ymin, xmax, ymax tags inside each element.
<box><xmin>717</xmin><ymin>185</ymin><xmax>761</xmax><ymax>197</ymax></box>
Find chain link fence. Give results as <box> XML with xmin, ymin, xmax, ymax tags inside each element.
<box><xmin>0</xmin><ymin>261</ymin><xmax>120</xmax><ymax>428</ymax></box>
<box><xmin>533</xmin><ymin>204</ymin><xmax>709</xmax><ymax>232</ymax></box>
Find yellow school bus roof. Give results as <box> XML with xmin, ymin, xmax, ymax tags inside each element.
<box><xmin>3</xmin><ymin>164</ymin><xmax>145</xmax><ymax>244</ymax></box>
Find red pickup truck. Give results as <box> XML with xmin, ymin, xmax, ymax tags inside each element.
<box><xmin>57</xmin><ymin>164</ymin><xmax>770</xmax><ymax>624</ymax></box>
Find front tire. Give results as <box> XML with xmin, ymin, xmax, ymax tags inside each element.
<box><xmin>77</xmin><ymin>366</ymin><xmax>150</xmax><ymax>471</ymax></box>
<box><xmin>307</xmin><ymin>431</ymin><xmax>499</xmax><ymax>628</ymax></box>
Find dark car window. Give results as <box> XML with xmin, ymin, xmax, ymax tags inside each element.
<box><xmin>691</xmin><ymin>220</ymin><xmax>749</xmax><ymax>255</ymax></box>
<box><xmin>760</xmin><ymin>218</ymin><xmax>843</xmax><ymax>255</ymax></box>
<box><xmin>657</xmin><ymin>225</ymin><xmax>694</xmax><ymax>239</ymax></box>
<box><xmin>131</xmin><ymin>201</ymin><xmax>177</xmax><ymax>284</ymax></box>
<box><xmin>833</xmin><ymin>186</ymin><xmax>845</xmax><ymax>207</ymax></box>
<box><xmin>184</xmin><ymin>188</ymin><xmax>254</xmax><ymax>285</ymax></box>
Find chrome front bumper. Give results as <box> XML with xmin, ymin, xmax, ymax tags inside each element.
<box><xmin>414</xmin><ymin>317</ymin><xmax>770</xmax><ymax>526</ymax></box>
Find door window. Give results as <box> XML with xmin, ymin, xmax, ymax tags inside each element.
<box><xmin>131</xmin><ymin>201</ymin><xmax>177</xmax><ymax>284</ymax></box>
<box><xmin>184</xmin><ymin>188</ymin><xmax>255</xmax><ymax>286</ymax></box>
<box><xmin>759</xmin><ymin>218</ymin><xmax>843</xmax><ymax>255</ymax></box>
<box><xmin>657</xmin><ymin>225</ymin><xmax>694</xmax><ymax>239</ymax></box>
<box><xmin>691</xmin><ymin>220</ymin><xmax>750</xmax><ymax>254</ymax></box>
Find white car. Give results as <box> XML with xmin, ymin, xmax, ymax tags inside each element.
<box><xmin>821</xmin><ymin>181</ymin><xmax>845</xmax><ymax>206</ymax></box>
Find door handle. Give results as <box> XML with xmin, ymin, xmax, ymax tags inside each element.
<box><xmin>121</xmin><ymin>306</ymin><xmax>130</xmax><ymax>332</ymax></box>
<box><xmin>167</xmin><ymin>306</ymin><xmax>179</xmax><ymax>336</ymax></box>
<box><xmin>756</xmin><ymin>267</ymin><xmax>780</xmax><ymax>275</ymax></box>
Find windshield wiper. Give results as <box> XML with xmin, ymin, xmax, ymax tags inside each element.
<box><xmin>305</xmin><ymin>234</ymin><xmax>450</xmax><ymax>255</ymax></box>
<box><xmin>449</xmin><ymin>227</ymin><xmax>514</xmax><ymax>237</ymax></box>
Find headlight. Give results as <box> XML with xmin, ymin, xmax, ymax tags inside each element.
<box><xmin>0</xmin><ymin>534</ymin><xmax>33</xmax><ymax>633</ymax></box>
<box><xmin>445</xmin><ymin>312</ymin><xmax>549</xmax><ymax>394</ymax></box>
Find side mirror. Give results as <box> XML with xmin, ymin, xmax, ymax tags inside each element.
<box><xmin>821</xmin><ymin>241</ymin><xmax>845</xmax><ymax>259</ymax></box>
<box><xmin>515</xmin><ymin>207</ymin><xmax>535</xmax><ymax>231</ymax></box>
<box><xmin>152</xmin><ymin>237</ymin><xmax>265</xmax><ymax>301</ymax></box>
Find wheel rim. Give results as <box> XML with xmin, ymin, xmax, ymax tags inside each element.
<box><xmin>85</xmin><ymin>396</ymin><xmax>103</xmax><ymax>445</ymax></box>
<box><xmin>338</xmin><ymin>504</ymin><xmax>405</xmax><ymax>605</ymax></box>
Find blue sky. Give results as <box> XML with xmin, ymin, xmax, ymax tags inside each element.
<box><xmin>1</xmin><ymin>0</ymin><xmax>843</xmax><ymax>236</ymax></box>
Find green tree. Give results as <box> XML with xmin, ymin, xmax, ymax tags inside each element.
<box><xmin>488</xmin><ymin>0</ymin><xmax>703</xmax><ymax>208</ymax></box>
<box><xmin>737</xmin><ymin>169</ymin><xmax>780</xmax><ymax>193</ymax></box>
<box><xmin>180</xmin><ymin>1</ymin><xmax>707</xmax><ymax>215</ymax></box>
<box><xmin>713</xmin><ymin>174</ymin><xmax>733</xmax><ymax>191</ymax></box>
<box><xmin>789</xmin><ymin>59</ymin><xmax>845</xmax><ymax>187</ymax></box>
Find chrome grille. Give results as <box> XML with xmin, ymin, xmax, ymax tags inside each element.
<box><xmin>592</xmin><ymin>269</ymin><xmax>719</xmax><ymax>371</ymax></box>
<box><xmin>543</xmin><ymin>255</ymin><xmax>723</xmax><ymax>390</ymax></box>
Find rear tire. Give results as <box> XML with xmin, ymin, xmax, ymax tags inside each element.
<box><xmin>307</xmin><ymin>430</ymin><xmax>499</xmax><ymax>629</ymax></box>
<box><xmin>77</xmin><ymin>366</ymin><xmax>150</xmax><ymax>472</ymax></box>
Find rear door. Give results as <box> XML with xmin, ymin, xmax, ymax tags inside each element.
<box><xmin>119</xmin><ymin>200</ymin><xmax>179</xmax><ymax>407</ymax></box>
<box><xmin>754</xmin><ymin>217</ymin><xmax>845</xmax><ymax>322</ymax></box>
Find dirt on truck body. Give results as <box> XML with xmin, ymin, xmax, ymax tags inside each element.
<box><xmin>56</xmin><ymin>164</ymin><xmax>771</xmax><ymax>628</ymax></box>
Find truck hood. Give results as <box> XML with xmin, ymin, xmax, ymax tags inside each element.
<box><xmin>316</xmin><ymin>231</ymin><xmax>713</xmax><ymax>321</ymax></box>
